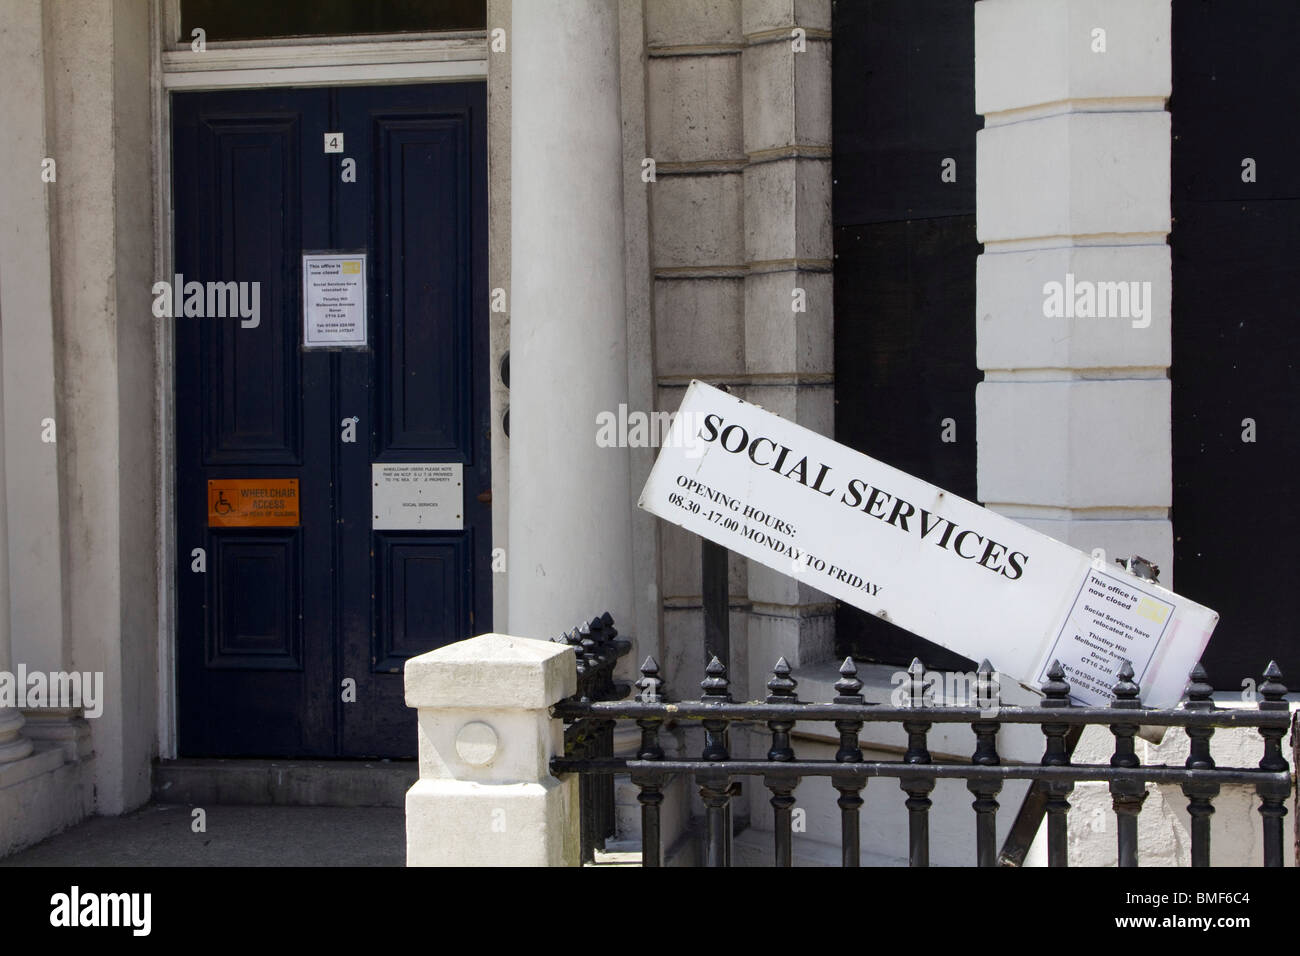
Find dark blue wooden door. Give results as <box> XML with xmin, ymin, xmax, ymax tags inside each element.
<box><xmin>173</xmin><ymin>83</ymin><xmax>489</xmax><ymax>757</ymax></box>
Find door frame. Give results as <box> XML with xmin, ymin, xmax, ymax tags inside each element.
<box><xmin>150</xmin><ymin>0</ymin><xmax>491</xmax><ymax>758</ymax></box>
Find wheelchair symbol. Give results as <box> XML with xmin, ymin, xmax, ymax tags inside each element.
<box><xmin>213</xmin><ymin>490</ymin><xmax>234</xmax><ymax>515</ymax></box>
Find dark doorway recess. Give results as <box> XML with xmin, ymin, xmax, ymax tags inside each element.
<box><xmin>1171</xmin><ymin>0</ymin><xmax>1300</xmax><ymax>689</ymax></box>
<box><xmin>832</xmin><ymin>0</ymin><xmax>982</xmax><ymax>670</ymax></box>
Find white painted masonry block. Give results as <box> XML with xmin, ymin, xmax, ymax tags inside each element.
<box><xmin>1004</xmin><ymin>516</ymin><xmax>1173</xmax><ymax>589</ymax></box>
<box><xmin>744</xmin><ymin>608</ymin><xmax>833</xmax><ymax>682</ymax></box>
<box><xmin>645</xmin><ymin>0</ymin><xmax>742</xmax><ymax>46</ymax></box>
<box><xmin>742</xmin><ymin>0</ymin><xmax>831</xmax><ymax>35</ymax></box>
<box><xmin>743</xmin><ymin>270</ymin><xmax>833</xmax><ymax>375</ymax></box>
<box><xmin>977</xmin><ymin>244</ymin><xmax>1171</xmax><ymax>370</ymax></box>
<box><xmin>743</xmin><ymin>159</ymin><xmax>832</xmax><ymax>262</ymax></box>
<box><xmin>737</xmin><ymin>383</ymin><xmax>833</xmax><ymax>438</ymax></box>
<box><xmin>746</xmin><ymin>558</ymin><xmax>832</xmax><ymax>611</ymax></box>
<box><xmin>404</xmin><ymin>633</ymin><xmax>578</xmax><ymax>866</ymax></box>
<box><xmin>976</xmin><ymin>111</ymin><xmax>1171</xmax><ymax>243</ymax></box>
<box><xmin>651</xmin><ymin>172</ymin><xmax>745</xmax><ymax>268</ymax></box>
<box><xmin>742</xmin><ymin>38</ymin><xmax>831</xmax><ymax>154</ymax></box>
<box><xmin>654</xmin><ymin>278</ymin><xmax>745</xmax><ymax>376</ymax></box>
<box><xmin>647</xmin><ymin>54</ymin><xmax>743</xmax><ymax>164</ymax></box>
<box><xmin>976</xmin><ymin>379</ymin><xmax>1171</xmax><ymax>507</ymax></box>
<box><xmin>975</xmin><ymin>0</ymin><xmax>1171</xmax><ymax>116</ymax></box>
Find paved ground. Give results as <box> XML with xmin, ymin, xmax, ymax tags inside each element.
<box><xmin>1</xmin><ymin>803</ymin><xmax>405</xmax><ymax>867</ymax></box>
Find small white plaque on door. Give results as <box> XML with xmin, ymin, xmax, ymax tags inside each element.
<box><xmin>372</xmin><ymin>463</ymin><xmax>463</xmax><ymax>530</ymax></box>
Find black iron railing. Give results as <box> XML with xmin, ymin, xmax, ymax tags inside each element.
<box><xmin>551</xmin><ymin>653</ymin><xmax>1293</xmax><ymax>867</ymax></box>
<box><xmin>552</xmin><ymin>613</ymin><xmax>631</xmax><ymax>864</ymax></box>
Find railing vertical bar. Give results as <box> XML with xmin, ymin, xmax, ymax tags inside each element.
<box><xmin>1256</xmin><ymin>662</ymin><xmax>1290</xmax><ymax>868</ymax></box>
<box><xmin>765</xmin><ymin>658</ymin><xmax>801</xmax><ymax>868</ymax></box>
<box><xmin>699</xmin><ymin>656</ymin><xmax>733</xmax><ymax>868</ymax></box>
<box><xmin>701</xmin><ymin>539</ymin><xmax>732</xmax><ymax>865</ymax></box>
<box><xmin>1181</xmin><ymin>662</ymin><xmax>1218</xmax><ymax>868</ymax></box>
<box><xmin>900</xmin><ymin>659</ymin><xmax>934</xmax><ymax>868</ymax></box>
<box><xmin>1109</xmin><ymin>662</ymin><xmax>1146</xmax><ymax>868</ymax></box>
<box><xmin>1040</xmin><ymin>660</ymin><xmax>1074</xmax><ymax>868</ymax></box>
<box><xmin>833</xmin><ymin>658</ymin><xmax>866</xmax><ymax>868</ymax></box>
<box><xmin>969</xmin><ymin>660</ymin><xmax>1002</xmax><ymax>868</ymax></box>
<box><xmin>633</xmin><ymin>656</ymin><xmax>665</xmax><ymax>867</ymax></box>
<box><xmin>591</xmin><ymin>616</ymin><xmax>614</xmax><ymax>850</ymax></box>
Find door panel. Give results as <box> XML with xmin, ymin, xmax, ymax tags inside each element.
<box><xmin>174</xmin><ymin>83</ymin><xmax>488</xmax><ymax>758</ymax></box>
<box><xmin>334</xmin><ymin>84</ymin><xmax>489</xmax><ymax>756</ymax></box>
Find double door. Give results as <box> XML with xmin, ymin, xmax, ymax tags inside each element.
<box><xmin>173</xmin><ymin>83</ymin><xmax>489</xmax><ymax>757</ymax></box>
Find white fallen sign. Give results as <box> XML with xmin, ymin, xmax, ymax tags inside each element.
<box><xmin>638</xmin><ymin>381</ymin><xmax>1217</xmax><ymax>708</ymax></box>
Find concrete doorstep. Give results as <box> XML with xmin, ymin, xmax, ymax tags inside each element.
<box><xmin>0</xmin><ymin>802</ymin><xmax>405</xmax><ymax>867</ymax></box>
<box><xmin>151</xmin><ymin>758</ymin><xmax>417</xmax><ymax>808</ymax></box>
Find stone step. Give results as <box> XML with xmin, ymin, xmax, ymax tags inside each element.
<box><xmin>152</xmin><ymin>759</ymin><xmax>416</xmax><ymax>808</ymax></box>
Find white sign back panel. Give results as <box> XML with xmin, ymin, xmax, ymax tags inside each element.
<box><xmin>639</xmin><ymin>381</ymin><xmax>1217</xmax><ymax>707</ymax></box>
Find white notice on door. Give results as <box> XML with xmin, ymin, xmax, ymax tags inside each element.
<box><xmin>372</xmin><ymin>463</ymin><xmax>463</xmax><ymax>530</ymax></box>
<box><xmin>303</xmin><ymin>252</ymin><xmax>367</xmax><ymax>347</ymax></box>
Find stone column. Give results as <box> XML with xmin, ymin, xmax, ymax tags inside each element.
<box><xmin>0</xmin><ymin>432</ymin><xmax>30</xmax><ymax>765</ymax></box>
<box><xmin>975</xmin><ymin>0</ymin><xmax>1173</xmax><ymax>866</ymax></box>
<box><xmin>44</xmin><ymin>0</ymin><xmax>156</xmax><ymax>815</ymax></box>
<box><xmin>0</xmin><ymin>296</ymin><xmax>31</xmax><ymax>766</ymax></box>
<box><xmin>0</xmin><ymin>0</ymin><xmax>40</xmax><ymax>769</ymax></box>
<box><xmin>507</xmin><ymin>0</ymin><xmax>634</xmax><ymax>640</ymax></box>
<box><xmin>0</xmin><ymin>0</ymin><xmax>67</xmax><ymax>684</ymax></box>
<box><xmin>405</xmin><ymin>633</ymin><xmax>578</xmax><ymax>866</ymax></box>
<box><xmin>974</xmin><ymin>0</ymin><xmax>1174</xmax><ymax>577</ymax></box>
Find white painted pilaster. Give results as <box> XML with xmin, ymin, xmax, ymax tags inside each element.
<box><xmin>0</xmin><ymin>326</ymin><xmax>31</xmax><ymax>767</ymax></box>
<box><xmin>508</xmin><ymin>0</ymin><xmax>634</xmax><ymax>640</ymax></box>
<box><xmin>46</xmin><ymin>0</ymin><xmax>157</xmax><ymax>814</ymax></box>
<box><xmin>974</xmin><ymin>0</ymin><xmax>1174</xmax><ymax>579</ymax></box>
<box><xmin>0</xmin><ymin>0</ymin><xmax>66</xmax><ymax>681</ymax></box>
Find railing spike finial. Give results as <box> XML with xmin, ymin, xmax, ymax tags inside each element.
<box><xmin>835</xmin><ymin>657</ymin><xmax>864</xmax><ymax>704</ymax></box>
<box><xmin>767</xmin><ymin>657</ymin><xmax>799</xmax><ymax>703</ymax></box>
<box><xmin>560</xmin><ymin>628</ymin><xmax>587</xmax><ymax>678</ymax></box>
<box><xmin>701</xmin><ymin>655</ymin><xmax>731</xmax><ymax>702</ymax></box>
<box><xmin>577</xmin><ymin>621</ymin><xmax>598</xmax><ymax>670</ymax></box>
<box><xmin>1112</xmin><ymin>660</ymin><xmax>1140</xmax><ymax>707</ymax></box>
<box><xmin>1186</xmin><ymin>661</ymin><xmax>1214</xmax><ymax>706</ymax></box>
<box><xmin>1258</xmin><ymin>661</ymin><xmax>1287</xmax><ymax>710</ymax></box>
<box><xmin>906</xmin><ymin>657</ymin><xmax>927</xmax><ymax>708</ymax></box>
<box><xmin>1042</xmin><ymin>660</ymin><xmax>1071</xmax><ymax>705</ymax></box>
<box><xmin>637</xmin><ymin>656</ymin><xmax>663</xmax><ymax>703</ymax></box>
<box><xmin>975</xmin><ymin>659</ymin><xmax>997</xmax><ymax>710</ymax></box>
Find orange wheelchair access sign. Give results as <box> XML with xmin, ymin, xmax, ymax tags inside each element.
<box><xmin>207</xmin><ymin>478</ymin><xmax>300</xmax><ymax>527</ymax></box>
